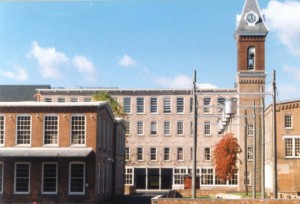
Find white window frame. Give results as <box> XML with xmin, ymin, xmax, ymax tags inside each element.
<box><xmin>136</xmin><ymin>97</ymin><xmax>145</xmax><ymax>114</ymax></box>
<box><xmin>177</xmin><ymin>147</ymin><xmax>184</xmax><ymax>161</ymax></box>
<box><xmin>164</xmin><ymin>147</ymin><xmax>170</xmax><ymax>161</ymax></box>
<box><xmin>125</xmin><ymin>168</ymin><xmax>134</xmax><ymax>185</ymax></box>
<box><xmin>164</xmin><ymin>121</ymin><xmax>171</xmax><ymax>136</ymax></box>
<box><xmin>84</xmin><ymin>97</ymin><xmax>91</xmax><ymax>102</ymax></box>
<box><xmin>283</xmin><ymin>136</ymin><xmax>300</xmax><ymax>158</ymax></box>
<box><xmin>125</xmin><ymin>147</ymin><xmax>130</xmax><ymax>161</ymax></box>
<box><xmin>57</xmin><ymin>97</ymin><xmax>65</xmax><ymax>102</ymax></box>
<box><xmin>137</xmin><ymin>147</ymin><xmax>144</xmax><ymax>161</ymax></box>
<box><xmin>71</xmin><ymin>115</ymin><xmax>86</xmax><ymax>146</ymax></box>
<box><xmin>137</xmin><ymin>121</ymin><xmax>144</xmax><ymax>136</ymax></box>
<box><xmin>204</xmin><ymin>147</ymin><xmax>211</xmax><ymax>161</ymax></box>
<box><xmin>284</xmin><ymin>115</ymin><xmax>292</xmax><ymax>129</ymax></box>
<box><xmin>123</xmin><ymin>97</ymin><xmax>132</xmax><ymax>114</ymax></box>
<box><xmin>14</xmin><ymin>162</ymin><xmax>30</xmax><ymax>194</ymax></box>
<box><xmin>150</xmin><ymin>97</ymin><xmax>158</xmax><ymax>114</ymax></box>
<box><xmin>203</xmin><ymin>97</ymin><xmax>212</xmax><ymax>114</ymax></box>
<box><xmin>0</xmin><ymin>115</ymin><xmax>4</xmax><ymax>146</ymax></box>
<box><xmin>150</xmin><ymin>147</ymin><xmax>157</xmax><ymax>161</ymax></box>
<box><xmin>247</xmin><ymin>146</ymin><xmax>254</xmax><ymax>161</ymax></box>
<box><xmin>42</xmin><ymin>162</ymin><xmax>58</xmax><ymax>194</ymax></box>
<box><xmin>177</xmin><ymin>121</ymin><xmax>184</xmax><ymax>136</ymax></box>
<box><xmin>173</xmin><ymin>168</ymin><xmax>187</xmax><ymax>185</ymax></box>
<box><xmin>244</xmin><ymin>171</ymin><xmax>251</xmax><ymax>186</ymax></box>
<box><xmin>43</xmin><ymin>115</ymin><xmax>59</xmax><ymax>146</ymax></box>
<box><xmin>201</xmin><ymin>167</ymin><xmax>214</xmax><ymax>185</ymax></box>
<box><xmin>69</xmin><ymin>162</ymin><xmax>85</xmax><ymax>195</ymax></box>
<box><xmin>44</xmin><ymin>97</ymin><xmax>52</xmax><ymax>102</ymax></box>
<box><xmin>163</xmin><ymin>97</ymin><xmax>172</xmax><ymax>114</ymax></box>
<box><xmin>126</xmin><ymin>121</ymin><xmax>131</xmax><ymax>135</ymax></box>
<box><xmin>248</xmin><ymin>46</ymin><xmax>255</xmax><ymax>70</ymax></box>
<box><xmin>70</xmin><ymin>97</ymin><xmax>79</xmax><ymax>102</ymax></box>
<box><xmin>247</xmin><ymin>124</ymin><xmax>254</xmax><ymax>136</ymax></box>
<box><xmin>150</xmin><ymin>121</ymin><xmax>157</xmax><ymax>135</ymax></box>
<box><xmin>204</xmin><ymin>121</ymin><xmax>211</xmax><ymax>136</ymax></box>
<box><xmin>176</xmin><ymin>97</ymin><xmax>184</xmax><ymax>113</ymax></box>
<box><xmin>16</xmin><ymin>115</ymin><xmax>31</xmax><ymax>146</ymax></box>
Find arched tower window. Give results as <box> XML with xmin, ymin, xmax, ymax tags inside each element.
<box><xmin>248</xmin><ymin>47</ymin><xmax>255</xmax><ymax>70</ymax></box>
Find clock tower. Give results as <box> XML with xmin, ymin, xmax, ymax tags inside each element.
<box><xmin>235</xmin><ymin>0</ymin><xmax>268</xmax><ymax>191</ymax></box>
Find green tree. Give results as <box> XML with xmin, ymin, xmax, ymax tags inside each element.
<box><xmin>92</xmin><ymin>91</ymin><xmax>126</xmax><ymax>118</ymax></box>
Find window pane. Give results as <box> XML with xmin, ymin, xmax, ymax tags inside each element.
<box><xmin>44</xmin><ymin>116</ymin><xmax>58</xmax><ymax>145</ymax></box>
<box><xmin>0</xmin><ymin>116</ymin><xmax>4</xmax><ymax>145</ymax></box>
<box><xmin>150</xmin><ymin>97</ymin><xmax>158</xmax><ymax>113</ymax></box>
<box><xmin>150</xmin><ymin>148</ymin><xmax>157</xmax><ymax>161</ymax></box>
<box><xmin>177</xmin><ymin>97</ymin><xmax>184</xmax><ymax>113</ymax></box>
<box><xmin>204</xmin><ymin>121</ymin><xmax>211</xmax><ymax>135</ymax></box>
<box><xmin>70</xmin><ymin>163</ymin><xmax>84</xmax><ymax>193</ymax></box>
<box><xmin>123</xmin><ymin>98</ymin><xmax>131</xmax><ymax>113</ymax></box>
<box><xmin>71</xmin><ymin>116</ymin><xmax>85</xmax><ymax>145</ymax></box>
<box><xmin>203</xmin><ymin>98</ymin><xmax>211</xmax><ymax>113</ymax></box>
<box><xmin>164</xmin><ymin>121</ymin><xmax>170</xmax><ymax>135</ymax></box>
<box><xmin>15</xmin><ymin>163</ymin><xmax>30</xmax><ymax>193</ymax></box>
<box><xmin>285</xmin><ymin>138</ymin><xmax>293</xmax><ymax>157</ymax></box>
<box><xmin>285</xmin><ymin>115</ymin><xmax>292</xmax><ymax>128</ymax></box>
<box><xmin>0</xmin><ymin>163</ymin><xmax>3</xmax><ymax>193</ymax></box>
<box><xmin>177</xmin><ymin>121</ymin><xmax>184</xmax><ymax>135</ymax></box>
<box><xmin>137</xmin><ymin>148</ymin><xmax>143</xmax><ymax>161</ymax></box>
<box><xmin>17</xmin><ymin>116</ymin><xmax>31</xmax><ymax>145</ymax></box>
<box><xmin>43</xmin><ymin>163</ymin><xmax>57</xmax><ymax>193</ymax></box>
<box><xmin>137</xmin><ymin>97</ymin><xmax>144</xmax><ymax>113</ymax></box>
<box><xmin>137</xmin><ymin>121</ymin><xmax>144</xmax><ymax>135</ymax></box>
<box><xmin>163</xmin><ymin>97</ymin><xmax>171</xmax><ymax>113</ymax></box>
<box><xmin>164</xmin><ymin>148</ymin><xmax>170</xmax><ymax>161</ymax></box>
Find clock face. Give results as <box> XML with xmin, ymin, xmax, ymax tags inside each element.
<box><xmin>246</xmin><ymin>12</ymin><xmax>258</xmax><ymax>24</ymax></box>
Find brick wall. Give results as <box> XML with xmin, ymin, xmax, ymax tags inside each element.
<box><xmin>156</xmin><ymin>199</ymin><xmax>300</xmax><ymax>204</ymax></box>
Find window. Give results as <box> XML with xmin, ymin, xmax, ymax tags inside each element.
<box><xmin>58</xmin><ymin>97</ymin><xmax>65</xmax><ymax>102</ymax></box>
<box><xmin>125</xmin><ymin>121</ymin><xmax>131</xmax><ymax>135</ymax></box>
<box><xmin>164</xmin><ymin>147</ymin><xmax>170</xmax><ymax>161</ymax></box>
<box><xmin>150</xmin><ymin>121</ymin><xmax>157</xmax><ymax>135</ymax></box>
<box><xmin>137</xmin><ymin>97</ymin><xmax>144</xmax><ymax>113</ymax></box>
<box><xmin>71</xmin><ymin>115</ymin><xmax>85</xmax><ymax>145</ymax></box>
<box><xmin>177</xmin><ymin>121</ymin><xmax>184</xmax><ymax>135</ymax></box>
<box><xmin>150</xmin><ymin>147</ymin><xmax>157</xmax><ymax>161</ymax></box>
<box><xmin>217</xmin><ymin>97</ymin><xmax>225</xmax><ymax>113</ymax></box>
<box><xmin>189</xmin><ymin>98</ymin><xmax>194</xmax><ymax>113</ymax></box>
<box><xmin>44</xmin><ymin>115</ymin><xmax>58</xmax><ymax>145</ymax></box>
<box><xmin>137</xmin><ymin>121</ymin><xmax>144</xmax><ymax>135</ymax></box>
<box><xmin>84</xmin><ymin>97</ymin><xmax>91</xmax><ymax>102</ymax></box>
<box><xmin>45</xmin><ymin>97</ymin><xmax>52</xmax><ymax>102</ymax></box>
<box><xmin>244</xmin><ymin>172</ymin><xmax>251</xmax><ymax>186</ymax></box>
<box><xmin>177</xmin><ymin>147</ymin><xmax>184</xmax><ymax>161</ymax></box>
<box><xmin>176</xmin><ymin>97</ymin><xmax>184</xmax><ymax>113</ymax></box>
<box><xmin>284</xmin><ymin>136</ymin><xmax>300</xmax><ymax>158</ymax></box>
<box><xmin>125</xmin><ymin>168</ymin><xmax>133</xmax><ymax>185</ymax></box>
<box><xmin>69</xmin><ymin>162</ymin><xmax>85</xmax><ymax>194</ymax></box>
<box><xmin>42</xmin><ymin>163</ymin><xmax>57</xmax><ymax>194</ymax></box>
<box><xmin>174</xmin><ymin>168</ymin><xmax>187</xmax><ymax>184</ymax></box>
<box><xmin>71</xmin><ymin>97</ymin><xmax>78</xmax><ymax>102</ymax></box>
<box><xmin>248</xmin><ymin>47</ymin><xmax>255</xmax><ymax>70</ymax></box>
<box><xmin>203</xmin><ymin>98</ymin><xmax>212</xmax><ymax>113</ymax></box>
<box><xmin>228</xmin><ymin>173</ymin><xmax>238</xmax><ymax>185</ymax></box>
<box><xmin>16</xmin><ymin>116</ymin><xmax>31</xmax><ymax>145</ymax></box>
<box><xmin>123</xmin><ymin>97</ymin><xmax>131</xmax><ymax>114</ymax></box>
<box><xmin>164</xmin><ymin>121</ymin><xmax>171</xmax><ymax>135</ymax></box>
<box><xmin>190</xmin><ymin>147</ymin><xmax>193</xmax><ymax>161</ymax></box>
<box><xmin>125</xmin><ymin>147</ymin><xmax>130</xmax><ymax>161</ymax></box>
<box><xmin>137</xmin><ymin>147</ymin><xmax>143</xmax><ymax>161</ymax></box>
<box><xmin>0</xmin><ymin>116</ymin><xmax>4</xmax><ymax>145</ymax></box>
<box><xmin>15</xmin><ymin>163</ymin><xmax>30</xmax><ymax>194</ymax></box>
<box><xmin>150</xmin><ymin>97</ymin><xmax>158</xmax><ymax>113</ymax></box>
<box><xmin>190</xmin><ymin>122</ymin><xmax>193</xmax><ymax>135</ymax></box>
<box><xmin>163</xmin><ymin>97</ymin><xmax>171</xmax><ymax>113</ymax></box>
<box><xmin>201</xmin><ymin>168</ymin><xmax>213</xmax><ymax>185</ymax></box>
<box><xmin>247</xmin><ymin>146</ymin><xmax>254</xmax><ymax>161</ymax></box>
<box><xmin>204</xmin><ymin>148</ymin><xmax>211</xmax><ymax>161</ymax></box>
<box><xmin>204</xmin><ymin>121</ymin><xmax>211</xmax><ymax>135</ymax></box>
<box><xmin>247</xmin><ymin>124</ymin><xmax>254</xmax><ymax>136</ymax></box>
<box><xmin>0</xmin><ymin>163</ymin><xmax>3</xmax><ymax>194</ymax></box>
<box><xmin>285</xmin><ymin>115</ymin><xmax>292</xmax><ymax>129</ymax></box>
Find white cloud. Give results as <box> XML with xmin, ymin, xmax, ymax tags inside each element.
<box><xmin>154</xmin><ymin>74</ymin><xmax>217</xmax><ymax>89</ymax></box>
<box><xmin>72</xmin><ymin>55</ymin><xmax>96</xmax><ymax>74</ymax></box>
<box><xmin>263</xmin><ymin>1</ymin><xmax>300</xmax><ymax>56</ymax></box>
<box><xmin>283</xmin><ymin>65</ymin><xmax>300</xmax><ymax>80</ymax></box>
<box><xmin>29</xmin><ymin>41</ymin><xmax>69</xmax><ymax>79</ymax></box>
<box><xmin>0</xmin><ymin>65</ymin><xmax>28</xmax><ymax>81</ymax></box>
<box><xmin>119</xmin><ymin>54</ymin><xmax>137</xmax><ymax>67</ymax></box>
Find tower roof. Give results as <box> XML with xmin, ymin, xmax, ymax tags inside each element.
<box><xmin>235</xmin><ymin>0</ymin><xmax>268</xmax><ymax>38</ymax></box>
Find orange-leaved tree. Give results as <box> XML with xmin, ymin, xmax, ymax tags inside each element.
<box><xmin>213</xmin><ymin>133</ymin><xmax>242</xmax><ymax>182</ymax></box>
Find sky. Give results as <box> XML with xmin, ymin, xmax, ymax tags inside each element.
<box><xmin>0</xmin><ymin>0</ymin><xmax>300</xmax><ymax>102</ymax></box>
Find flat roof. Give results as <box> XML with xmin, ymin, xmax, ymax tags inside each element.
<box><xmin>0</xmin><ymin>101</ymin><xmax>108</xmax><ymax>107</ymax></box>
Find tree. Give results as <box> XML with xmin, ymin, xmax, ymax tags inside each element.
<box><xmin>92</xmin><ymin>91</ymin><xmax>126</xmax><ymax>118</ymax></box>
<box><xmin>213</xmin><ymin>133</ymin><xmax>242</xmax><ymax>182</ymax></box>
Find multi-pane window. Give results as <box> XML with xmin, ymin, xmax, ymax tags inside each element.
<box><xmin>177</xmin><ymin>121</ymin><xmax>184</xmax><ymax>135</ymax></box>
<box><xmin>15</xmin><ymin>163</ymin><xmax>30</xmax><ymax>194</ymax></box>
<box><xmin>201</xmin><ymin>168</ymin><xmax>213</xmax><ymax>185</ymax></box>
<box><xmin>176</xmin><ymin>97</ymin><xmax>184</xmax><ymax>113</ymax></box>
<box><xmin>58</xmin><ymin>97</ymin><xmax>65</xmax><ymax>102</ymax></box>
<box><xmin>123</xmin><ymin>97</ymin><xmax>131</xmax><ymax>114</ymax></box>
<box><xmin>164</xmin><ymin>121</ymin><xmax>171</xmax><ymax>135</ymax></box>
<box><xmin>190</xmin><ymin>122</ymin><xmax>193</xmax><ymax>135</ymax></box>
<box><xmin>150</xmin><ymin>121</ymin><xmax>157</xmax><ymax>135</ymax></box>
<box><xmin>163</xmin><ymin>97</ymin><xmax>171</xmax><ymax>113</ymax></box>
<box><xmin>137</xmin><ymin>147</ymin><xmax>143</xmax><ymax>161</ymax></box>
<box><xmin>44</xmin><ymin>116</ymin><xmax>58</xmax><ymax>145</ymax></box>
<box><xmin>284</xmin><ymin>137</ymin><xmax>300</xmax><ymax>158</ymax></box>
<box><xmin>248</xmin><ymin>47</ymin><xmax>255</xmax><ymax>70</ymax></box>
<box><xmin>125</xmin><ymin>147</ymin><xmax>130</xmax><ymax>161</ymax></box>
<box><xmin>137</xmin><ymin>121</ymin><xmax>144</xmax><ymax>135</ymax></box>
<box><xmin>42</xmin><ymin>163</ymin><xmax>57</xmax><ymax>194</ymax></box>
<box><xmin>137</xmin><ymin>97</ymin><xmax>145</xmax><ymax>113</ymax></box>
<box><xmin>204</xmin><ymin>121</ymin><xmax>211</xmax><ymax>135</ymax></box>
<box><xmin>247</xmin><ymin>146</ymin><xmax>254</xmax><ymax>161</ymax></box>
<box><xmin>0</xmin><ymin>163</ymin><xmax>2</xmax><ymax>193</ymax></box>
<box><xmin>45</xmin><ymin>97</ymin><xmax>52</xmax><ymax>102</ymax></box>
<box><xmin>177</xmin><ymin>147</ymin><xmax>184</xmax><ymax>161</ymax></box>
<box><xmin>84</xmin><ymin>97</ymin><xmax>91</xmax><ymax>102</ymax></box>
<box><xmin>126</xmin><ymin>121</ymin><xmax>131</xmax><ymax>135</ymax></box>
<box><xmin>174</xmin><ymin>168</ymin><xmax>187</xmax><ymax>184</ymax></box>
<box><xmin>17</xmin><ymin>116</ymin><xmax>31</xmax><ymax>145</ymax></box>
<box><xmin>217</xmin><ymin>97</ymin><xmax>225</xmax><ymax>112</ymax></box>
<box><xmin>203</xmin><ymin>97</ymin><xmax>212</xmax><ymax>113</ymax></box>
<box><xmin>247</xmin><ymin>124</ymin><xmax>254</xmax><ymax>136</ymax></box>
<box><xmin>228</xmin><ymin>173</ymin><xmax>238</xmax><ymax>185</ymax></box>
<box><xmin>204</xmin><ymin>148</ymin><xmax>211</xmax><ymax>161</ymax></box>
<box><xmin>125</xmin><ymin>168</ymin><xmax>133</xmax><ymax>185</ymax></box>
<box><xmin>71</xmin><ymin>115</ymin><xmax>85</xmax><ymax>145</ymax></box>
<box><xmin>150</xmin><ymin>97</ymin><xmax>158</xmax><ymax>113</ymax></box>
<box><xmin>244</xmin><ymin>172</ymin><xmax>251</xmax><ymax>186</ymax></box>
<box><xmin>150</xmin><ymin>147</ymin><xmax>157</xmax><ymax>161</ymax></box>
<box><xmin>189</xmin><ymin>98</ymin><xmax>193</xmax><ymax>113</ymax></box>
<box><xmin>164</xmin><ymin>147</ymin><xmax>170</xmax><ymax>161</ymax></box>
<box><xmin>69</xmin><ymin>162</ymin><xmax>85</xmax><ymax>194</ymax></box>
<box><xmin>285</xmin><ymin>115</ymin><xmax>292</xmax><ymax>128</ymax></box>
<box><xmin>0</xmin><ymin>116</ymin><xmax>4</xmax><ymax>145</ymax></box>
<box><xmin>71</xmin><ymin>97</ymin><xmax>78</xmax><ymax>102</ymax></box>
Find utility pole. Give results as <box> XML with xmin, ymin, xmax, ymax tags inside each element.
<box><xmin>253</xmin><ymin>100</ymin><xmax>256</xmax><ymax>199</ymax></box>
<box><xmin>244</xmin><ymin>110</ymin><xmax>248</xmax><ymax>196</ymax></box>
<box><xmin>261</xmin><ymin>87</ymin><xmax>266</xmax><ymax>198</ymax></box>
<box><xmin>272</xmin><ymin>70</ymin><xmax>278</xmax><ymax>199</ymax></box>
<box><xmin>192</xmin><ymin>70</ymin><xmax>198</xmax><ymax>199</ymax></box>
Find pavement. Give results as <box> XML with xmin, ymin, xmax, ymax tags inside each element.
<box><xmin>102</xmin><ymin>192</ymin><xmax>165</xmax><ymax>204</ymax></box>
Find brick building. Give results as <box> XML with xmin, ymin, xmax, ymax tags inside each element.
<box><xmin>34</xmin><ymin>0</ymin><xmax>268</xmax><ymax>193</ymax></box>
<box><xmin>0</xmin><ymin>102</ymin><xmax>126</xmax><ymax>203</ymax></box>
<box><xmin>265</xmin><ymin>100</ymin><xmax>300</xmax><ymax>195</ymax></box>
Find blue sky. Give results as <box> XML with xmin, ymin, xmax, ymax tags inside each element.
<box><xmin>0</xmin><ymin>0</ymin><xmax>300</xmax><ymax>102</ymax></box>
